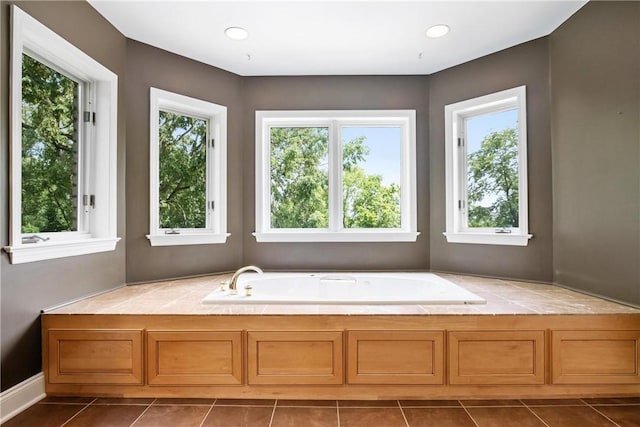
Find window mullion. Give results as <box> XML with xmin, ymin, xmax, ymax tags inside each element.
<box><xmin>328</xmin><ymin>120</ymin><xmax>341</xmax><ymax>232</ymax></box>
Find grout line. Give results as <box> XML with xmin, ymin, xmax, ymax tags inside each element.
<box><xmin>521</xmin><ymin>400</ymin><xmax>552</xmax><ymax>427</ymax></box>
<box><xmin>59</xmin><ymin>399</ymin><xmax>97</xmax><ymax>427</ymax></box>
<box><xmin>584</xmin><ymin>401</ymin><xmax>623</xmax><ymax>427</ymax></box>
<box><xmin>268</xmin><ymin>400</ymin><xmax>277</xmax><ymax>427</ymax></box>
<box><xmin>336</xmin><ymin>400</ymin><xmax>340</xmax><ymax>427</ymax></box>
<box><xmin>198</xmin><ymin>402</ymin><xmax>216</xmax><ymax>427</ymax></box>
<box><xmin>460</xmin><ymin>401</ymin><xmax>480</xmax><ymax>427</ymax></box>
<box><xmin>129</xmin><ymin>398</ymin><xmax>156</xmax><ymax>427</ymax></box>
<box><xmin>397</xmin><ymin>400</ymin><xmax>410</xmax><ymax>427</ymax></box>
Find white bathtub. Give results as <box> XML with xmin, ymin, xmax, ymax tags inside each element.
<box><xmin>202</xmin><ymin>272</ymin><xmax>486</xmax><ymax>305</ymax></box>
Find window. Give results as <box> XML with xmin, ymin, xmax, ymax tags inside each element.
<box><xmin>4</xmin><ymin>6</ymin><xmax>119</xmax><ymax>264</ymax></box>
<box><xmin>255</xmin><ymin>110</ymin><xmax>418</xmax><ymax>242</ymax></box>
<box><xmin>444</xmin><ymin>86</ymin><xmax>532</xmax><ymax>246</ymax></box>
<box><xmin>146</xmin><ymin>88</ymin><xmax>228</xmax><ymax>246</ymax></box>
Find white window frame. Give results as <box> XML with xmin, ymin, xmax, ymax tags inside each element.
<box><xmin>4</xmin><ymin>6</ymin><xmax>119</xmax><ymax>264</ymax></box>
<box><xmin>146</xmin><ymin>88</ymin><xmax>228</xmax><ymax>246</ymax></box>
<box><xmin>444</xmin><ymin>86</ymin><xmax>532</xmax><ymax>246</ymax></box>
<box><xmin>255</xmin><ymin>110</ymin><xmax>418</xmax><ymax>243</ymax></box>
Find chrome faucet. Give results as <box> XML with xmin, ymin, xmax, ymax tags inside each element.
<box><xmin>229</xmin><ymin>265</ymin><xmax>263</xmax><ymax>293</ymax></box>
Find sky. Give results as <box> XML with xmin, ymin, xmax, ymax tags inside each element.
<box><xmin>466</xmin><ymin>108</ymin><xmax>518</xmax><ymax>154</ymax></box>
<box><xmin>341</xmin><ymin>126</ymin><xmax>401</xmax><ymax>186</ymax></box>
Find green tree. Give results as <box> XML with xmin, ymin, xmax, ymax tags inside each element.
<box><xmin>158</xmin><ymin>112</ymin><xmax>207</xmax><ymax>229</ymax></box>
<box><xmin>467</xmin><ymin>127</ymin><xmax>519</xmax><ymax>228</ymax></box>
<box><xmin>21</xmin><ymin>54</ymin><xmax>78</xmax><ymax>233</ymax></box>
<box><xmin>270</xmin><ymin>127</ymin><xmax>330</xmax><ymax>228</ymax></box>
<box><xmin>269</xmin><ymin>127</ymin><xmax>400</xmax><ymax>229</ymax></box>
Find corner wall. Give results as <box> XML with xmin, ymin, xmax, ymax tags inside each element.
<box><xmin>124</xmin><ymin>40</ymin><xmax>243</xmax><ymax>283</ymax></box>
<box><xmin>550</xmin><ymin>1</ymin><xmax>640</xmax><ymax>305</ymax></box>
<box><xmin>428</xmin><ymin>38</ymin><xmax>554</xmax><ymax>281</ymax></box>
<box><xmin>242</xmin><ymin>76</ymin><xmax>430</xmax><ymax>270</ymax></box>
<box><xmin>0</xmin><ymin>1</ymin><xmax>127</xmax><ymax>391</ymax></box>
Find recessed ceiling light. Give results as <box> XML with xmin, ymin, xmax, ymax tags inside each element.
<box><xmin>225</xmin><ymin>27</ymin><xmax>248</xmax><ymax>41</ymax></box>
<box><xmin>426</xmin><ymin>24</ymin><xmax>450</xmax><ymax>39</ymax></box>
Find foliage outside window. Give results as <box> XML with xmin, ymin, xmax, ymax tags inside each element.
<box><xmin>21</xmin><ymin>54</ymin><xmax>81</xmax><ymax>234</ymax></box>
<box><xmin>255</xmin><ymin>110</ymin><xmax>418</xmax><ymax>242</ymax></box>
<box><xmin>147</xmin><ymin>88</ymin><xmax>228</xmax><ymax>246</ymax></box>
<box><xmin>444</xmin><ymin>86</ymin><xmax>532</xmax><ymax>246</ymax></box>
<box><xmin>5</xmin><ymin>6</ymin><xmax>119</xmax><ymax>264</ymax></box>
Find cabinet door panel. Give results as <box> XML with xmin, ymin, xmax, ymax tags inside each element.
<box><xmin>347</xmin><ymin>330</ymin><xmax>443</xmax><ymax>384</ymax></box>
<box><xmin>448</xmin><ymin>330</ymin><xmax>545</xmax><ymax>385</ymax></box>
<box><xmin>247</xmin><ymin>331</ymin><xmax>343</xmax><ymax>385</ymax></box>
<box><xmin>552</xmin><ymin>330</ymin><xmax>640</xmax><ymax>384</ymax></box>
<box><xmin>147</xmin><ymin>331</ymin><xmax>242</xmax><ymax>385</ymax></box>
<box><xmin>48</xmin><ymin>329</ymin><xmax>143</xmax><ymax>385</ymax></box>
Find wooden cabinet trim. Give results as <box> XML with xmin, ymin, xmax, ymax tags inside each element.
<box><xmin>147</xmin><ymin>330</ymin><xmax>243</xmax><ymax>386</ymax></box>
<box><xmin>47</xmin><ymin>329</ymin><xmax>144</xmax><ymax>385</ymax></box>
<box><xmin>448</xmin><ymin>330</ymin><xmax>545</xmax><ymax>385</ymax></box>
<box><xmin>347</xmin><ymin>330</ymin><xmax>444</xmax><ymax>385</ymax></box>
<box><xmin>551</xmin><ymin>330</ymin><xmax>640</xmax><ymax>384</ymax></box>
<box><xmin>247</xmin><ymin>330</ymin><xmax>343</xmax><ymax>385</ymax></box>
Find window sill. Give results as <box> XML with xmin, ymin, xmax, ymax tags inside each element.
<box><xmin>146</xmin><ymin>233</ymin><xmax>230</xmax><ymax>246</ymax></box>
<box><xmin>3</xmin><ymin>237</ymin><xmax>121</xmax><ymax>264</ymax></box>
<box><xmin>443</xmin><ymin>232</ymin><xmax>532</xmax><ymax>246</ymax></box>
<box><xmin>253</xmin><ymin>231</ymin><xmax>420</xmax><ymax>243</ymax></box>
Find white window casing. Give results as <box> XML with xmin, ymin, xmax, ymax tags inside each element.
<box><xmin>146</xmin><ymin>88</ymin><xmax>228</xmax><ymax>246</ymax></box>
<box><xmin>255</xmin><ymin>110</ymin><xmax>419</xmax><ymax>243</ymax></box>
<box><xmin>4</xmin><ymin>6</ymin><xmax>120</xmax><ymax>264</ymax></box>
<box><xmin>444</xmin><ymin>86</ymin><xmax>532</xmax><ymax>246</ymax></box>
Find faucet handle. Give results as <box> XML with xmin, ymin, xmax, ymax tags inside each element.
<box><xmin>219</xmin><ymin>280</ymin><xmax>229</xmax><ymax>291</ymax></box>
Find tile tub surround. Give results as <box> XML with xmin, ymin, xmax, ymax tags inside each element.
<box><xmin>46</xmin><ymin>272</ymin><xmax>640</xmax><ymax>316</ymax></box>
<box><xmin>41</xmin><ymin>272</ymin><xmax>640</xmax><ymax>400</ymax></box>
<box><xmin>2</xmin><ymin>397</ymin><xmax>640</xmax><ymax>427</ymax></box>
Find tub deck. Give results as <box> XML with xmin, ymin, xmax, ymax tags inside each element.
<box><xmin>46</xmin><ymin>272</ymin><xmax>640</xmax><ymax>316</ymax></box>
<box><xmin>42</xmin><ymin>273</ymin><xmax>640</xmax><ymax>400</ymax></box>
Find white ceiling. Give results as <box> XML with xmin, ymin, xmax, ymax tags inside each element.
<box><xmin>88</xmin><ymin>0</ymin><xmax>587</xmax><ymax>76</ymax></box>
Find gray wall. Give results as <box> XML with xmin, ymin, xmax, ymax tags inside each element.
<box><xmin>550</xmin><ymin>1</ymin><xmax>640</xmax><ymax>305</ymax></box>
<box><xmin>428</xmin><ymin>38</ymin><xmax>554</xmax><ymax>281</ymax></box>
<box><xmin>0</xmin><ymin>1</ymin><xmax>127</xmax><ymax>391</ymax></box>
<box><xmin>125</xmin><ymin>41</ymin><xmax>243</xmax><ymax>283</ymax></box>
<box><xmin>242</xmin><ymin>76</ymin><xmax>430</xmax><ymax>270</ymax></box>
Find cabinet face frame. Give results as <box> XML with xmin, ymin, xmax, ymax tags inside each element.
<box><xmin>552</xmin><ymin>330</ymin><xmax>640</xmax><ymax>384</ymax></box>
<box><xmin>347</xmin><ymin>330</ymin><xmax>444</xmax><ymax>384</ymax></box>
<box><xmin>147</xmin><ymin>330</ymin><xmax>243</xmax><ymax>385</ymax></box>
<box><xmin>47</xmin><ymin>329</ymin><xmax>144</xmax><ymax>385</ymax></box>
<box><xmin>448</xmin><ymin>330</ymin><xmax>546</xmax><ymax>385</ymax></box>
<box><xmin>247</xmin><ymin>330</ymin><xmax>344</xmax><ymax>385</ymax></box>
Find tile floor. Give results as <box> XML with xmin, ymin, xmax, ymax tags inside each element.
<box><xmin>2</xmin><ymin>397</ymin><xmax>639</xmax><ymax>427</ymax></box>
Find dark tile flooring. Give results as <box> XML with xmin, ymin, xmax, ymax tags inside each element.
<box><xmin>2</xmin><ymin>397</ymin><xmax>639</xmax><ymax>427</ymax></box>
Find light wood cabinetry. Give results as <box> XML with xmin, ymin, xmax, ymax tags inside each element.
<box><xmin>247</xmin><ymin>331</ymin><xmax>343</xmax><ymax>385</ymax></box>
<box><xmin>347</xmin><ymin>330</ymin><xmax>443</xmax><ymax>384</ymax></box>
<box><xmin>147</xmin><ymin>331</ymin><xmax>242</xmax><ymax>385</ymax></box>
<box><xmin>42</xmin><ymin>314</ymin><xmax>640</xmax><ymax>398</ymax></box>
<box><xmin>448</xmin><ymin>330</ymin><xmax>545</xmax><ymax>385</ymax></box>
<box><xmin>551</xmin><ymin>330</ymin><xmax>640</xmax><ymax>384</ymax></box>
<box><xmin>47</xmin><ymin>329</ymin><xmax>143</xmax><ymax>385</ymax></box>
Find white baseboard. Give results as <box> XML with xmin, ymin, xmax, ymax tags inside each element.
<box><xmin>0</xmin><ymin>372</ymin><xmax>46</xmax><ymax>424</ymax></box>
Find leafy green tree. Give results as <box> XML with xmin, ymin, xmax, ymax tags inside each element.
<box><xmin>21</xmin><ymin>54</ymin><xmax>78</xmax><ymax>233</ymax></box>
<box><xmin>269</xmin><ymin>127</ymin><xmax>400</xmax><ymax>229</ymax></box>
<box><xmin>270</xmin><ymin>127</ymin><xmax>330</xmax><ymax>228</ymax></box>
<box><xmin>158</xmin><ymin>112</ymin><xmax>207</xmax><ymax>229</ymax></box>
<box><xmin>467</xmin><ymin>127</ymin><xmax>519</xmax><ymax>228</ymax></box>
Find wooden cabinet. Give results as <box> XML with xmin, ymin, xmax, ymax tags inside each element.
<box><xmin>247</xmin><ymin>331</ymin><xmax>343</xmax><ymax>385</ymax></box>
<box><xmin>147</xmin><ymin>331</ymin><xmax>242</xmax><ymax>385</ymax></box>
<box><xmin>47</xmin><ymin>329</ymin><xmax>143</xmax><ymax>385</ymax></box>
<box><xmin>347</xmin><ymin>330</ymin><xmax>443</xmax><ymax>384</ymax></box>
<box><xmin>448</xmin><ymin>330</ymin><xmax>545</xmax><ymax>385</ymax></box>
<box><xmin>552</xmin><ymin>330</ymin><xmax>640</xmax><ymax>384</ymax></box>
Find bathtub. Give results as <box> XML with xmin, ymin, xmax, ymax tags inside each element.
<box><xmin>202</xmin><ymin>272</ymin><xmax>485</xmax><ymax>305</ymax></box>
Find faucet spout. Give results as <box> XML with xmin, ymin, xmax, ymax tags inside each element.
<box><xmin>229</xmin><ymin>265</ymin><xmax>263</xmax><ymax>292</ymax></box>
